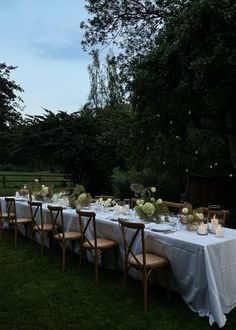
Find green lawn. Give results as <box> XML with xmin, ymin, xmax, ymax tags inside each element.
<box><xmin>0</xmin><ymin>231</ymin><xmax>234</xmax><ymax>329</ymax></box>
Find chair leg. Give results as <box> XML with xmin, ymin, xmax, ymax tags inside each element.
<box><xmin>14</xmin><ymin>225</ymin><xmax>18</xmax><ymax>247</ymax></box>
<box><xmin>0</xmin><ymin>219</ymin><xmax>2</xmax><ymax>241</ymax></box>
<box><xmin>78</xmin><ymin>245</ymin><xmax>84</xmax><ymax>272</ymax></box>
<box><xmin>143</xmin><ymin>271</ymin><xmax>148</xmax><ymax>312</ymax></box>
<box><xmin>95</xmin><ymin>249</ymin><xmax>99</xmax><ymax>284</ymax></box>
<box><xmin>40</xmin><ymin>231</ymin><xmax>44</xmax><ymax>256</ymax></box>
<box><xmin>114</xmin><ymin>245</ymin><xmax>119</xmax><ymax>271</ymax></box>
<box><xmin>62</xmin><ymin>245</ymin><xmax>67</xmax><ymax>272</ymax></box>
<box><xmin>164</xmin><ymin>265</ymin><xmax>171</xmax><ymax>300</ymax></box>
<box><xmin>123</xmin><ymin>262</ymin><xmax>129</xmax><ymax>287</ymax></box>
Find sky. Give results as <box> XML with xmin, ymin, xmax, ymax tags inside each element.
<box><xmin>0</xmin><ymin>0</ymin><xmax>93</xmax><ymax>116</ymax></box>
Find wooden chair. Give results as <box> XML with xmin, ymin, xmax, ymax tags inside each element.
<box><xmin>5</xmin><ymin>197</ymin><xmax>32</xmax><ymax>247</ymax></box>
<box><xmin>203</xmin><ymin>207</ymin><xmax>230</xmax><ymax>227</ymax></box>
<box><xmin>77</xmin><ymin>210</ymin><xmax>118</xmax><ymax>284</ymax></box>
<box><xmin>48</xmin><ymin>205</ymin><xmax>82</xmax><ymax>271</ymax></box>
<box><xmin>118</xmin><ymin>219</ymin><xmax>169</xmax><ymax>311</ymax></box>
<box><xmin>163</xmin><ymin>201</ymin><xmax>185</xmax><ymax>214</ymax></box>
<box><xmin>130</xmin><ymin>198</ymin><xmax>138</xmax><ymax>209</ymax></box>
<box><xmin>95</xmin><ymin>195</ymin><xmax>115</xmax><ymax>201</ymax></box>
<box><xmin>0</xmin><ymin>201</ymin><xmax>8</xmax><ymax>240</ymax></box>
<box><xmin>28</xmin><ymin>201</ymin><xmax>54</xmax><ymax>256</ymax></box>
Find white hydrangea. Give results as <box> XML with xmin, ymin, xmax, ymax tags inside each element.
<box><xmin>182</xmin><ymin>207</ymin><xmax>189</xmax><ymax>214</ymax></box>
<box><xmin>151</xmin><ymin>187</ymin><xmax>156</xmax><ymax>193</ymax></box>
<box><xmin>143</xmin><ymin>202</ymin><xmax>155</xmax><ymax>217</ymax></box>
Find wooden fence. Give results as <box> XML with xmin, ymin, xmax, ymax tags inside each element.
<box><xmin>0</xmin><ymin>173</ymin><xmax>72</xmax><ymax>189</ymax></box>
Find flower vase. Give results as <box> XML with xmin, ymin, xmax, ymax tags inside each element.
<box><xmin>186</xmin><ymin>223</ymin><xmax>196</xmax><ymax>231</ymax></box>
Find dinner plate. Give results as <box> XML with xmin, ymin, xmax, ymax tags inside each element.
<box><xmin>146</xmin><ymin>223</ymin><xmax>171</xmax><ymax>232</ymax></box>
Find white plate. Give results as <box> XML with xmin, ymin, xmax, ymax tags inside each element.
<box><xmin>146</xmin><ymin>223</ymin><xmax>171</xmax><ymax>232</ymax></box>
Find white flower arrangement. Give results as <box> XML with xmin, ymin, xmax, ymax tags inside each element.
<box><xmin>33</xmin><ymin>184</ymin><xmax>53</xmax><ymax>201</ymax></box>
<box><xmin>134</xmin><ymin>198</ymin><xmax>169</xmax><ymax>222</ymax></box>
<box><xmin>19</xmin><ymin>184</ymin><xmax>29</xmax><ymax>197</ymax></box>
<box><xmin>96</xmin><ymin>197</ymin><xmax>116</xmax><ymax>207</ymax></box>
<box><xmin>76</xmin><ymin>192</ymin><xmax>92</xmax><ymax>207</ymax></box>
<box><xmin>180</xmin><ymin>204</ymin><xmax>204</xmax><ymax>225</ymax></box>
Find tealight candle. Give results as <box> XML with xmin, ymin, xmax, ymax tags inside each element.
<box><xmin>216</xmin><ymin>224</ymin><xmax>224</xmax><ymax>237</ymax></box>
<box><xmin>198</xmin><ymin>222</ymin><xmax>207</xmax><ymax>235</ymax></box>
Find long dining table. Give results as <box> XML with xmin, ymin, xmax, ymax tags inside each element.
<box><xmin>1</xmin><ymin>196</ymin><xmax>236</xmax><ymax>328</ymax></box>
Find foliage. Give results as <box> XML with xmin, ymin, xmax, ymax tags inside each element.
<box><xmin>0</xmin><ymin>63</ymin><xmax>24</xmax><ymax>164</ymax></box>
<box><xmin>130</xmin><ymin>0</ymin><xmax>236</xmax><ymax>176</ymax></box>
<box><xmin>68</xmin><ymin>184</ymin><xmax>86</xmax><ymax>208</ymax></box>
<box><xmin>81</xmin><ymin>0</ymin><xmax>184</xmax><ymax>73</ymax></box>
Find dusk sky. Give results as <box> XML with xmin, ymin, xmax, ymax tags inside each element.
<box><xmin>0</xmin><ymin>0</ymin><xmax>96</xmax><ymax>116</ymax></box>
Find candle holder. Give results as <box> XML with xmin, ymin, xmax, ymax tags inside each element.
<box><xmin>197</xmin><ymin>222</ymin><xmax>208</xmax><ymax>235</ymax></box>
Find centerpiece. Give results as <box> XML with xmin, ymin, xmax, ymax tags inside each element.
<box><xmin>132</xmin><ymin>185</ymin><xmax>169</xmax><ymax>222</ymax></box>
<box><xmin>33</xmin><ymin>184</ymin><xmax>53</xmax><ymax>202</ymax></box>
<box><xmin>19</xmin><ymin>185</ymin><xmax>29</xmax><ymax>198</ymax></box>
<box><xmin>68</xmin><ymin>184</ymin><xmax>92</xmax><ymax>209</ymax></box>
<box><xmin>180</xmin><ymin>203</ymin><xmax>205</xmax><ymax>230</ymax></box>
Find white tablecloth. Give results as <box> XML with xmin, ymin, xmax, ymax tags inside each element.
<box><xmin>1</xmin><ymin>197</ymin><xmax>236</xmax><ymax>327</ymax></box>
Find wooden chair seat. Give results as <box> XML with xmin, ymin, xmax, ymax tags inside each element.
<box><xmin>84</xmin><ymin>238</ymin><xmax>117</xmax><ymax>250</ymax></box>
<box><xmin>128</xmin><ymin>253</ymin><xmax>168</xmax><ymax>268</ymax></box>
<box><xmin>33</xmin><ymin>223</ymin><xmax>53</xmax><ymax>232</ymax></box>
<box><xmin>10</xmin><ymin>218</ymin><xmax>32</xmax><ymax>225</ymax></box>
<box><xmin>54</xmin><ymin>231</ymin><xmax>81</xmax><ymax>240</ymax></box>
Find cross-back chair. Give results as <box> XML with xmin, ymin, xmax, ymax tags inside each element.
<box><xmin>48</xmin><ymin>205</ymin><xmax>82</xmax><ymax>271</ymax></box>
<box><xmin>203</xmin><ymin>207</ymin><xmax>230</xmax><ymax>227</ymax></box>
<box><xmin>118</xmin><ymin>219</ymin><xmax>169</xmax><ymax>311</ymax></box>
<box><xmin>130</xmin><ymin>198</ymin><xmax>138</xmax><ymax>209</ymax></box>
<box><xmin>0</xmin><ymin>200</ymin><xmax>8</xmax><ymax>240</ymax></box>
<box><xmin>28</xmin><ymin>201</ymin><xmax>54</xmax><ymax>256</ymax></box>
<box><xmin>163</xmin><ymin>201</ymin><xmax>185</xmax><ymax>214</ymax></box>
<box><xmin>5</xmin><ymin>197</ymin><xmax>32</xmax><ymax>247</ymax></box>
<box><xmin>76</xmin><ymin>210</ymin><xmax>118</xmax><ymax>284</ymax></box>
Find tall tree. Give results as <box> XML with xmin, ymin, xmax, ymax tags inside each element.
<box><xmin>130</xmin><ymin>0</ymin><xmax>236</xmax><ymax>173</ymax></box>
<box><xmin>0</xmin><ymin>62</ymin><xmax>23</xmax><ymax>165</ymax></box>
<box><xmin>81</xmin><ymin>0</ymin><xmax>183</xmax><ymax>71</ymax></box>
<box><xmin>0</xmin><ymin>63</ymin><xmax>23</xmax><ymax>130</ymax></box>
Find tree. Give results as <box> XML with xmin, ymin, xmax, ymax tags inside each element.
<box><xmin>0</xmin><ymin>63</ymin><xmax>24</xmax><ymax>130</ymax></box>
<box><xmin>81</xmin><ymin>0</ymin><xmax>184</xmax><ymax>71</ymax></box>
<box><xmin>130</xmin><ymin>0</ymin><xmax>236</xmax><ymax>174</ymax></box>
<box><xmin>0</xmin><ymin>62</ymin><xmax>24</xmax><ymax>166</ymax></box>
<box><xmin>87</xmin><ymin>50</ymin><xmax>125</xmax><ymax>109</ymax></box>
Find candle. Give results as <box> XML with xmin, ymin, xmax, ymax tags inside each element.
<box><xmin>210</xmin><ymin>214</ymin><xmax>219</xmax><ymax>234</ymax></box>
<box><xmin>198</xmin><ymin>222</ymin><xmax>207</xmax><ymax>235</ymax></box>
<box><xmin>216</xmin><ymin>224</ymin><xmax>224</xmax><ymax>237</ymax></box>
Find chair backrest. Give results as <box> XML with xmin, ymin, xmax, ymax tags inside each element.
<box><xmin>28</xmin><ymin>201</ymin><xmax>44</xmax><ymax>230</ymax></box>
<box><xmin>130</xmin><ymin>198</ymin><xmax>138</xmax><ymax>209</ymax></box>
<box><xmin>47</xmin><ymin>205</ymin><xmax>65</xmax><ymax>238</ymax></box>
<box><xmin>5</xmin><ymin>197</ymin><xmax>16</xmax><ymax>221</ymax></box>
<box><xmin>118</xmin><ymin>219</ymin><xmax>146</xmax><ymax>269</ymax></box>
<box><xmin>163</xmin><ymin>201</ymin><xmax>185</xmax><ymax>214</ymax></box>
<box><xmin>76</xmin><ymin>210</ymin><xmax>97</xmax><ymax>249</ymax></box>
<box><xmin>203</xmin><ymin>207</ymin><xmax>229</xmax><ymax>226</ymax></box>
<box><xmin>101</xmin><ymin>195</ymin><xmax>114</xmax><ymax>200</ymax></box>
<box><xmin>0</xmin><ymin>200</ymin><xmax>4</xmax><ymax>218</ymax></box>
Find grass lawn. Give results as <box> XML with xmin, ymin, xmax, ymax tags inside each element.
<box><xmin>0</xmin><ymin>231</ymin><xmax>235</xmax><ymax>329</ymax></box>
